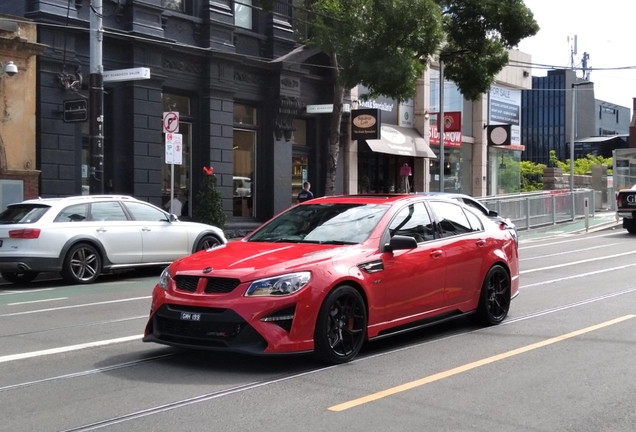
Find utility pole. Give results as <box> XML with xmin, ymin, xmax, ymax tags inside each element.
<box><xmin>439</xmin><ymin>58</ymin><xmax>445</xmax><ymax>193</ymax></box>
<box><xmin>89</xmin><ymin>0</ymin><xmax>104</xmax><ymax>194</ymax></box>
<box><xmin>570</xmin><ymin>81</ymin><xmax>594</xmax><ymax>220</ymax></box>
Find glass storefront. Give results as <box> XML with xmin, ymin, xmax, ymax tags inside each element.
<box><xmin>233</xmin><ymin>102</ymin><xmax>257</xmax><ymax>217</ymax></box>
<box><xmin>488</xmin><ymin>148</ymin><xmax>522</xmax><ymax>195</ymax></box>
<box><xmin>358</xmin><ymin>144</ymin><xmax>415</xmax><ymax>194</ymax></box>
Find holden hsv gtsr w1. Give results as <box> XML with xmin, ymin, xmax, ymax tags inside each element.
<box><xmin>144</xmin><ymin>194</ymin><xmax>519</xmax><ymax>364</ymax></box>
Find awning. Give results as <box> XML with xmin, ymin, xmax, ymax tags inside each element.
<box><xmin>365</xmin><ymin>125</ymin><xmax>437</xmax><ymax>158</ymax></box>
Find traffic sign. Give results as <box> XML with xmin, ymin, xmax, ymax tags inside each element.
<box><xmin>163</xmin><ymin>111</ymin><xmax>179</xmax><ymax>134</ymax></box>
<box><xmin>165</xmin><ymin>133</ymin><xmax>183</xmax><ymax>165</ymax></box>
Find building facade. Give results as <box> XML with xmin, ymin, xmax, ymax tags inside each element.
<box><xmin>521</xmin><ymin>69</ymin><xmax>596</xmax><ymax>165</ymax></box>
<box><xmin>2</xmin><ymin>0</ymin><xmax>341</xmax><ymax>224</ymax></box>
<box><xmin>595</xmin><ymin>99</ymin><xmax>630</xmax><ymax>136</ymax></box>
<box><xmin>0</xmin><ymin>15</ymin><xmax>45</xmax><ymax>208</ymax></box>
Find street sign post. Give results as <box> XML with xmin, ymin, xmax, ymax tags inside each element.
<box><xmin>102</xmin><ymin>67</ymin><xmax>150</xmax><ymax>83</ymax></box>
<box><xmin>165</xmin><ymin>133</ymin><xmax>183</xmax><ymax>216</ymax></box>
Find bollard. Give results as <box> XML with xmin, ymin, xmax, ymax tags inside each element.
<box><xmin>584</xmin><ymin>197</ymin><xmax>589</xmax><ymax>232</ymax></box>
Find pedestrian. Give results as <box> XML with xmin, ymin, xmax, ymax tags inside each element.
<box><xmin>297</xmin><ymin>181</ymin><xmax>314</xmax><ymax>203</ymax></box>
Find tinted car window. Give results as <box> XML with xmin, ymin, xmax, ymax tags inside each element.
<box><xmin>124</xmin><ymin>202</ymin><xmax>169</xmax><ymax>222</ymax></box>
<box><xmin>429</xmin><ymin>200</ymin><xmax>472</xmax><ymax>237</ymax></box>
<box><xmin>89</xmin><ymin>201</ymin><xmax>129</xmax><ymax>222</ymax></box>
<box><xmin>461</xmin><ymin>198</ymin><xmax>489</xmax><ymax>216</ymax></box>
<box><xmin>464</xmin><ymin>208</ymin><xmax>484</xmax><ymax>232</ymax></box>
<box><xmin>0</xmin><ymin>205</ymin><xmax>50</xmax><ymax>224</ymax></box>
<box><xmin>388</xmin><ymin>202</ymin><xmax>435</xmax><ymax>243</ymax></box>
<box><xmin>55</xmin><ymin>204</ymin><xmax>89</xmax><ymax>222</ymax></box>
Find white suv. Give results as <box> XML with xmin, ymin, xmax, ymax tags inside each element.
<box><xmin>0</xmin><ymin>195</ymin><xmax>227</xmax><ymax>285</ymax></box>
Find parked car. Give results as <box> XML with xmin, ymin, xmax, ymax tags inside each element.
<box><xmin>615</xmin><ymin>185</ymin><xmax>636</xmax><ymax>234</ymax></box>
<box><xmin>233</xmin><ymin>176</ymin><xmax>251</xmax><ymax>197</ymax></box>
<box><xmin>143</xmin><ymin>194</ymin><xmax>519</xmax><ymax>364</ymax></box>
<box><xmin>418</xmin><ymin>192</ymin><xmax>518</xmax><ymax>243</ymax></box>
<box><xmin>0</xmin><ymin>195</ymin><xmax>226</xmax><ymax>285</ymax></box>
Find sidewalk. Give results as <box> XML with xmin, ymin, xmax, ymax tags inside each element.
<box><xmin>518</xmin><ymin>210</ymin><xmax>621</xmax><ymax>242</ymax></box>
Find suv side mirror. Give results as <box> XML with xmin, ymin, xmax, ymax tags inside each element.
<box><xmin>488</xmin><ymin>210</ymin><xmax>498</xmax><ymax>217</ymax></box>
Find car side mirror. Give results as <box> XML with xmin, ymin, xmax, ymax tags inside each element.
<box><xmin>488</xmin><ymin>210</ymin><xmax>498</xmax><ymax>217</ymax></box>
<box><xmin>168</xmin><ymin>213</ymin><xmax>178</xmax><ymax>222</ymax></box>
<box><xmin>383</xmin><ymin>235</ymin><xmax>418</xmax><ymax>253</ymax></box>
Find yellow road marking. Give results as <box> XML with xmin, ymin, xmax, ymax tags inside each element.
<box><xmin>329</xmin><ymin>315</ymin><xmax>636</xmax><ymax>412</ymax></box>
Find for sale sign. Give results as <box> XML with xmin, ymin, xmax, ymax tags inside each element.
<box><xmin>165</xmin><ymin>133</ymin><xmax>183</xmax><ymax>165</ymax></box>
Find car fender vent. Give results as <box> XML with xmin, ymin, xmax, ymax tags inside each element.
<box><xmin>358</xmin><ymin>260</ymin><xmax>384</xmax><ymax>274</ymax></box>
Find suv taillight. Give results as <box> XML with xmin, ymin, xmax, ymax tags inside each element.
<box><xmin>9</xmin><ymin>228</ymin><xmax>41</xmax><ymax>239</ymax></box>
<box><xmin>616</xmin><ymin>194</ymin><xmax>622</xmax><ymax>208</ymax></box>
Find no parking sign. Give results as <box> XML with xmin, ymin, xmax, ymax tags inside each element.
<box><xmin>165</xmin><ymin>133</ymin><xmax>183</xmax><ymax>165</ymax></box>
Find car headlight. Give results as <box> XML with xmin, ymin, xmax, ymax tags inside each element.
<box><xmin>158</xmin><ymin>267</ymin><xmax>171</xmax><ymax>290</ymax></box>
<box><xmin>245</xmin><ymin>272</ymin><xmax>311</xmax><ymax>297</ymax></box>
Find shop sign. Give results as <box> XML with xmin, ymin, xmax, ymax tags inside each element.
<box><xmin>429</xmin><ymin>124</ymin><xmax>462</xmax><ymax>148</ymax></box>
<box><xmin>489</xmin><ymin>85</ymin><xmax>521</xmax><ymax>145</ymax></box>
<box><xmin>63</xmin><ymin>99</ymin><xmax>88</xmax><ymax>123</ymax></box>
<box><xmin>351</xmin><ymin>109</ymin><xmax>381</xmax><ymax>140</ymax></box>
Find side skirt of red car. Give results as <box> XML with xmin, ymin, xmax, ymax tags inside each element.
<box><xmin>368</xmin><ymin>310</ymin><xmax>475</xmax><ymax>341</ymax></box>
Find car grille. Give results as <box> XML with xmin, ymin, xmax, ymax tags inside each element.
<box><xmin>174</xmin><ymin>276</ymin><xmax>241</xmax><ymax>294</ymax></box>
<box><xmin>151</xmin><ymin>305</ymin><xmax>267</xmax><ymax>350</ymax></box>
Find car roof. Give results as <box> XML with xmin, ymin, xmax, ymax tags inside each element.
<box><xmin>417</xmin><ymin>192</ymin><xmax>473</xmax><ymax>200</ymax></box>
<box><xmin>299</xmin><ymin>194</ymin><xmax>441</xmax><ymax>205</ymax></box>
<box><xmin>15</xmin><ymin>195</ymin><xmax>140</xmax><ymax>207</ymax></box>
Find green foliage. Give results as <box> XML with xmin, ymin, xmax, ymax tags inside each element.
<box><xmin>193</xmin><ymin>175</ymin><xmax>227</xmax><ymax>230</ymax></box>
<box><xmin>308</xmin><ymin>0</ymin><xmax>539</xmax><ymax>101</ymax></box>
<box><xmin>520</xmin><ymin>160</ymin><xmax>545</xmax><ymax>191</ymax></box>
<box><xmin>548</xmin><ymin>150</ymin><xmax>613</xmax><ymax>175</ymax></box>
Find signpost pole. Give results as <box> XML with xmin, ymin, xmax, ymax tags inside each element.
<box><xmin>89</xmin><ymin>0</ymin><xmax>104</xmax><ymax>194</ymax></box>
<box><xmin>170</xmin><ymin>163</ymin><xmax>175</xmax><ymax>215</ymax></box>
<box><xmin>439</xmin><ymin>59</ymin><xmax>445</xmax><ymax>193</ymax></box>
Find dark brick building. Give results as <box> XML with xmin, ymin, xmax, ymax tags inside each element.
<box><xmin>2</xmin><ymin>0</ymin><xmax>339</xmax><ymax>226</ymax></box>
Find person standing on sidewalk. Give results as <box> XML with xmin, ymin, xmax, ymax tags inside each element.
<box><xmin>297</xmin><ymin>181</ymin><xmax>314</xmax><ymax>203</ymax></box>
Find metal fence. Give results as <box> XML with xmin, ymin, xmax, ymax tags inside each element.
<box><xmin>476</xmin><ymin>189</ymin><xmax>598</xmax><ymax>231</ymax></box>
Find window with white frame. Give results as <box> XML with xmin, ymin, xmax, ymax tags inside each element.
<box><xmin>234</xmin><ymin>0</ymin><xmax>253</xmax><ymax>29</ymax></box>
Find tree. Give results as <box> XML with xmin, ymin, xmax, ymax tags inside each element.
<box><xmin>193</xmin><ymin>169</ymin><xmax>227</xmax><ymax>230</ymax></box>
<box><xmin>303</xmin><ymin>0</ymin><xmax>539</xmax><ymax>194</ymax></box>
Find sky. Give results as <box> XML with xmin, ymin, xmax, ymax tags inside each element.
<box><xmin>517</xmin><ymin>0</ymin><xmax>636</xmax><ymax>111</ymax></box>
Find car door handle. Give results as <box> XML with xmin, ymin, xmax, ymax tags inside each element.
<box><xmin>476</xmin><ymin>239</ymin><xmax>486</xmax><ymax>247</ymax></box>
<box><xmin>141</xmin><ymin>227</ymin><xmax>151</xmax><ymax>232</ymax></box>
<box><xmin>430</xmin><ymin>250</ymin><xmax>443</xmax><ymax>259</ymax></box>
<box><xmin>96</xmin><ymin>228</ymin><xmax>106</xmax><ymax>233</ymax></box>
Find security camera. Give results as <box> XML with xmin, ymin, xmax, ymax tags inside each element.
<box><xmin>3</xmin><ymin>61</ymin><xmax>18</xmax><ymax>77</ymax></box>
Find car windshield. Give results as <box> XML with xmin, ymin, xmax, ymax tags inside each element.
<box><xmin>0</xmin><ymin>204</ymin><xmax>50</xmax><ymax>224</ymax></box>
<box><xmin>248</xmin><ymin>203</ymin><xmax>389</xmax><ymax>244</ymax></box>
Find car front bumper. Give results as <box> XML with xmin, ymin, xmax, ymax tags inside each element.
<box><xmin>143</xmin><ymin>282</ymin><xmax>318</xmax><ymax>355</ymax></box>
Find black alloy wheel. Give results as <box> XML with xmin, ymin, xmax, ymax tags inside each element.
<box><xmin>196</xmin><ymin>235</ymin><xmax>222</xmax><ymax>251</ymax></box>
<box><xmin>1</xmin><ymin>271</ymin><xmax>39</xmax><ymax>284</ymax></box>
<box><xmin>471</xmin><ymin>265</ymin><xmax>511</xmax><ymax>326</ymax></box>
<box><xmin>61</xmin><ymin>243</ymin><xmax>102</xmax><ymax>284</ymax></box>
<box><xmin>314</xmin><ymin>285</ymin><xmax>367</xmax><ymax>364</ymax></box>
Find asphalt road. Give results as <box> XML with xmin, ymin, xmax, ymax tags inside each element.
<box><xmin>1</xmin><ymin>226</ymin><xmax>636</xmax><ymax>432</ymax></box>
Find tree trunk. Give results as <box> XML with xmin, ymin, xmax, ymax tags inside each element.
<box><xmin>326</xmin><ymin>51</ymin><xmax>344</xmax><ymax>196</ymax></box>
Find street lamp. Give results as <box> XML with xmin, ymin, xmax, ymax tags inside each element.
<box><xmin>569</xmin><ymin>81</ymin><xmax>594</xmax><ymax>218</ymax></box>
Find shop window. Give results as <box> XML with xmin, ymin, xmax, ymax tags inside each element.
<box><xmin>233</xmin><ymin>129</ymin><xmax>255</xmax><ymax>217</ymax></box>
<box><xmin>233</xmin><ymin>104</ymin><xmax>256</xmax><ymax>125</ymax></box>
<box><xmin>234</xmin><ymin>0</ymin><xmax>253</xmax><ymax>29</ymax></box>
<box><xmin>292</xmin><ymin>119</ymin><xmax>307</xmax><ymax>145</ymax></box>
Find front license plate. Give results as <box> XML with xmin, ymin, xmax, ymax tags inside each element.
<box><xmin>180</xmin><ymin>312</ymin><xmax>201</xmax><ymax>321</ymax></box>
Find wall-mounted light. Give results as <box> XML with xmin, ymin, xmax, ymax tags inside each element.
<box><xmin>424</xmin><ymin>111</ymin><xmax>430</xmax><ymax>120</ymax></box>
<box><xmin>0</xmin><ymin>61</ymin><xmax>18</xmax><ymax>78</ymax></box>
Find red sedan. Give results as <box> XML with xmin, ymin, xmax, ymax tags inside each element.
<box><xmin>143</xmin><ymin>194</ymin><xmax>519</xmax><ymax>364</ymax></box>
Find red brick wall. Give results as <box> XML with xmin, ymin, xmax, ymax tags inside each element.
<box><xmin>0</xmin><ymin>171</ymin><xmax>40</xmax><ymax>200</ymax></box>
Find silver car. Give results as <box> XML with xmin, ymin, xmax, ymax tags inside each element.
<box><xmin>0</xmin><ymin>195</ymin><xmax>226</xmax><ymax>285</ymax></box>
